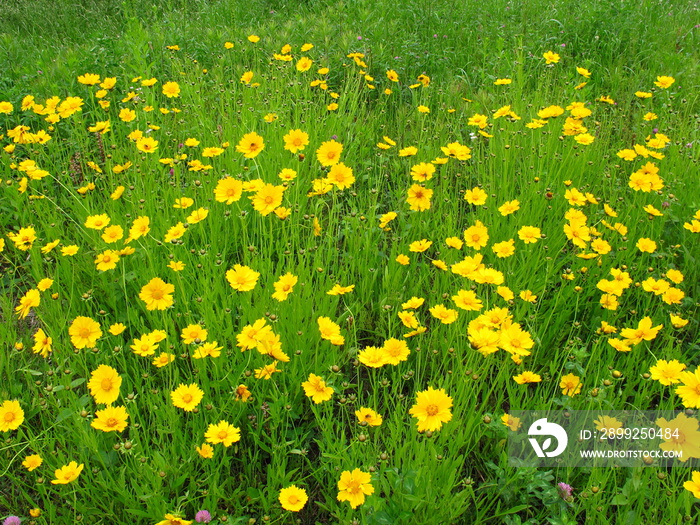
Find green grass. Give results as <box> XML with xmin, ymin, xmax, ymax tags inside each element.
<box><xmin>1</xmin><ymin>1</ymin><xmax>700</xmax><ymax>524</ymax></box>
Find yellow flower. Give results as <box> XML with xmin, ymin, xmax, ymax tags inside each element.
<box><xmin>543</xmin><ymin>51</ymin><xmax>561</xmax><ymax>64</ymax></box>
<box><xmin>85</xmin><ymin>214</ymin><xmax>111</xmax><ymax>230</ymax></box>
<box><xmin>317</xmin><ymin>317</ymin><xmax>344</xmax><ymax>345</ymax></box>
<box><xmin>464</xmin><ymin>186</ymin><xmax>487</xmax><ymax>205</ymax></box>
<box><xmin>51</xmin><ymin>461</ymin><xmax>84</xmax><ymax>485</ymax></box>
<box><xmin>337</xmin><ymin>469</ymin><xmax>374</xmax><ymax>509</ymax></box>
<box><xmin>513</xmin><ymin>371</ymin><xmax>542</xmax><ymax>384</ymax></box>
<box><xmin>327</xmin><ymin>163</ymin><xmax>355</xmax><ymax>189</ymax></box>
<box><xmin>162</xmin><ymin>81</ymin><xmax>181</xmax><ymax>98</ymax></box>
<box><xmin>171</xmin><ymin>383</ymin><xmax>204</xmax><ymax>411</ymax></box>
<box><xmin>468</xmin><ymin>113</ymin><xmax>489</xmax><ymax>128</ymax></box>
<box><xmin>214</xmin><ymin>177</ymin><xmax>244</xmax><ymax>204</ymax></box>
<box><xmin>236</xmin><ymin>132</ymin><xmax>265</xmax><ymax>158</ymax></box>
<box><xmin>168</xmin><ymin>261</ymin><xmax>185</xmax><ymax>272</ymax></box>
<box><xmin>283</xmin><ymin>129</ymin><xmax>309</xmax><ymax>154</ymax></box>
<box><xmin>205</xmin><ymin>420</ymin><xmax>241</xmax><ymax>446</ymax></box>
<box><xmin>650</xmin><ymin>359</ymin><xmax>686</xmax><ymax>386</ymax></box>
<box><xmin>316</xmin><ymin>140</ymin><xmax>343</xmax><ymax>166</ymax></box>
<box><xmin>22</xmin><ymin>453</ymin><xmax>43</xmax><ymax>471</ymax></box>
<box><xmin>685</xmin><ymin>472</ymin><xmax>700</xmax><ymax>498</ymax></box>
<box><xmin>440</xmin><ymin>141</ymin><xmax>471</xmax><ymax>160</ymax></box>
<box><xmin>296</xmin><ymin>57</ymin><xmax>313</xmax><ymax>72</ymax></box>
<box><xmin>78</xmin><ymin>73</ymin><xmax>101</xmax><ymax>85</ymax></box>
<box><xmin>139</xmin><ymin>277</ymin><xmax>175</xmax><ymax>310</ymax></box>
<box><xmin>501</xmin><ymin>414</ymin><xmax>522</xmax><ymax>430</ymax></box>
<box><xmin>87</xmin><ymin>365</ymin><xmax>121</xmax><ymax>404</ymax></box>
<box><xmin>196</xmin><ymin>443</ymin><xmax>214</xmax><ymax>459</ymax></box>
<box><xmin>69</xmin><ymin>316</ymin><xmax>102</xmax><ymax>349</ymax></box>
<box><xmin>279</xmin><ymin>485</ymin><xmax>308</xmax><ymax>512</ymax></box>
<box><xmin>152</xmin><ymin>352</ymin><xmax>176</xmax><ymax>367</ymax></box>
<box><xmin>357</xmin><ymin>346</ymin><xmax>389</xmax><ymax>368</ymax></box>
<box><xmin>15</xmin><ymin>288</ymin><xmax>40</xmax><ymax>319</ymax></box>
<box><xmin>518</xmin><ymin>226</ymin><xmax>541</xmax><ymax>244</ymax></box>
<box><xmin>574</xmin><ymin>133</ymin><xmax>595</xmax><ymax>145</ymax></box>
<box><xmin>91</xmin><ymin>405</ymin><xmax>129</xmax><ymax>432</ymax></box>
<box><xmin>181</xmin><ymin>324</ymin><xmax>208</xmax><ymax>345</ymax></box>
<box><xmin>32</xmin><ymin>328</ymin><xmax>52</xmax><ymax>358</ymax></box>
<box><xmin>108</xmin><ymin>323</ymin><xmax>126</xmax><ymax>336</ymax></box>
<box><xmin>202</xmin><ymin>147</ymin><xmax>224</xmax><ymax>158</ymax></box>
<box><xmin>355</xmin><ymin>407</ymin><xmax>383</xmax><ymax>426</ymax></box>
<box><xmin>272</xmin><ymin>273</ymin><xmax>298</xmax><ymax>301</ymax></box>
<box><xmin>192</xmin><ymin>341</ymin><xmax>223</xmax><ymax>359</ymax></box>
<box><xmin>676</xmin><ymin>369</ymin><xmax>700</xmax><ymax>408</ymax></box>
<box><xmin>560</xmin><ymin>373</ymin><xmax>582</xmax><ymax>396</ymax></box>
<box><xmin>409</xmin><ymin>387</ymin><xmax>453</xmax><ymax>431</ymax></box>
<box><xmin>0</xmin><ymin>400</ymin><xmax>24</xmax><ymax>432</ymax></box>
<box><xmin>406</xmin><ymin>184</ymin><xmax>433</xmax><ymax>211</ymax></box>
<box><xmin>656</xmin><ymin>413</ymin><xmax>700</xmax><ymax>462</ymax></box>
<box><xmin>136</xmin><ymin>136</ymin><xmax>158</xmax><ymax>153</ymax></box>
<box><xmin>255</xmin><ymin>361</ymin><xmax>281</xmax><ymax>379</ymax></box>
<box><xmin>654</xmin><ymin>76</ymin><xmax>675</xmax><ymax>89</ymax></box>
<box><xmin>429</xmin><ymin>304</ymin><xmax>458</xmax><ymax>324</ymax></box>
<box><xmin>498</xmin><ymin>200</ymin><xmax>520</xmax><ymax>216</ymax></box>
<box><xmin>302</xmin><ymin>373</ymin><xmax>334</xmax><ymax>403</ymax></box>
<box><xmin>226</xmin><ymin>264</ymin><xmax>260</xmax><ymax>291</ymax></box>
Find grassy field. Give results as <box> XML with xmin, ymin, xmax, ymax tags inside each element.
<box><xmin>1</xmin><ymin>0</ymin><xmax>700</xmax><ymax>523</ymax></box>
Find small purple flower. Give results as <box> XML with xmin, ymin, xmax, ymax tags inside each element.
<box><xmin>558</xmin><ymin>482</ymin><xmax>574</xmax><ymax>500</ymax></box>
<box><xmin>331</xmin><ymin>135</ymin><xmax>338</xmax><ymax>140</ymax></box>
<box><xmin>195</xmin><ymin>510</ymin><xmax>212</xmax><ymax>523</ymax></box>
<box><xmin>662</xmin><ymin>201</ymin><xmax>671</xmax><ymax>209</ymax></box>
<box><xmin>4</xmin><ymin>516</ymin><xmax>22</xmax><ymax>525</ymax></box>
<box><xmin>357</xmin><ymin>36</ymin><xmax>362</xmax><ymax>40</ymax></box>
<box><xmin>433</xmin><ymin>34</ymin><xmax>438</xmax><ymax>38</ymax></box>
<box><xmin>653</xmin><ymin>128</ymin><xmax>659</xmax><ymax>134</ymax></box>
<box><xmin>169</xmin><ymin>168</ymin><xmax>174</xmax><ymax>176</ymax></box>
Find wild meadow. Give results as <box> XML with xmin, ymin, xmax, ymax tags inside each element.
<box><xmin>1</xmin><ymin>0</ymin><xmax>700</xmax><ymax>523</ymax></box>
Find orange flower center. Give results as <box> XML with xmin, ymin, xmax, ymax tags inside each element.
<box><xmin>4</xmin><ymin>412</ymin><xmax>15</xmax><ymax>422</ymax></box>
<box><xmin>426</xmin><ymin>404</ymin><xmax>439</xmax><ymax>416</ymax></box>
<box><xmin>101</xmin><ymin>378</ymin><xmax>113</xmax><ymax>391</ymax></box>
<box><xmin>80</xmin><ymin>328</ymin><xmax>92</xmax><ymax>339</ymax></box>
<box><xmin>106</xmin><ymin>417</ymin><xmax>118</xmax><ymax>427</ymax></box>
<box><xmin>288</xmin><ymin>495</ymin><xmax>299</xmax><ymax>504</ymax></box>
<box><xmin>345</xmin><ymin>480</ymin><xmax>362</xmax><ymax>494</ymax></box>
<box><xmin>218</xmin><ymin>430</ymin><xmax>228</xmax><ymax>440</ymax></box>
<box><xmin>182</xmin><ymin>394</ymin><xmax>193</xmax><ymax>403</ymax></box>
<box><xmin>150</xmin><ymin>289</ymin><xmax>164</xmax><ymax>300</ymax></box>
